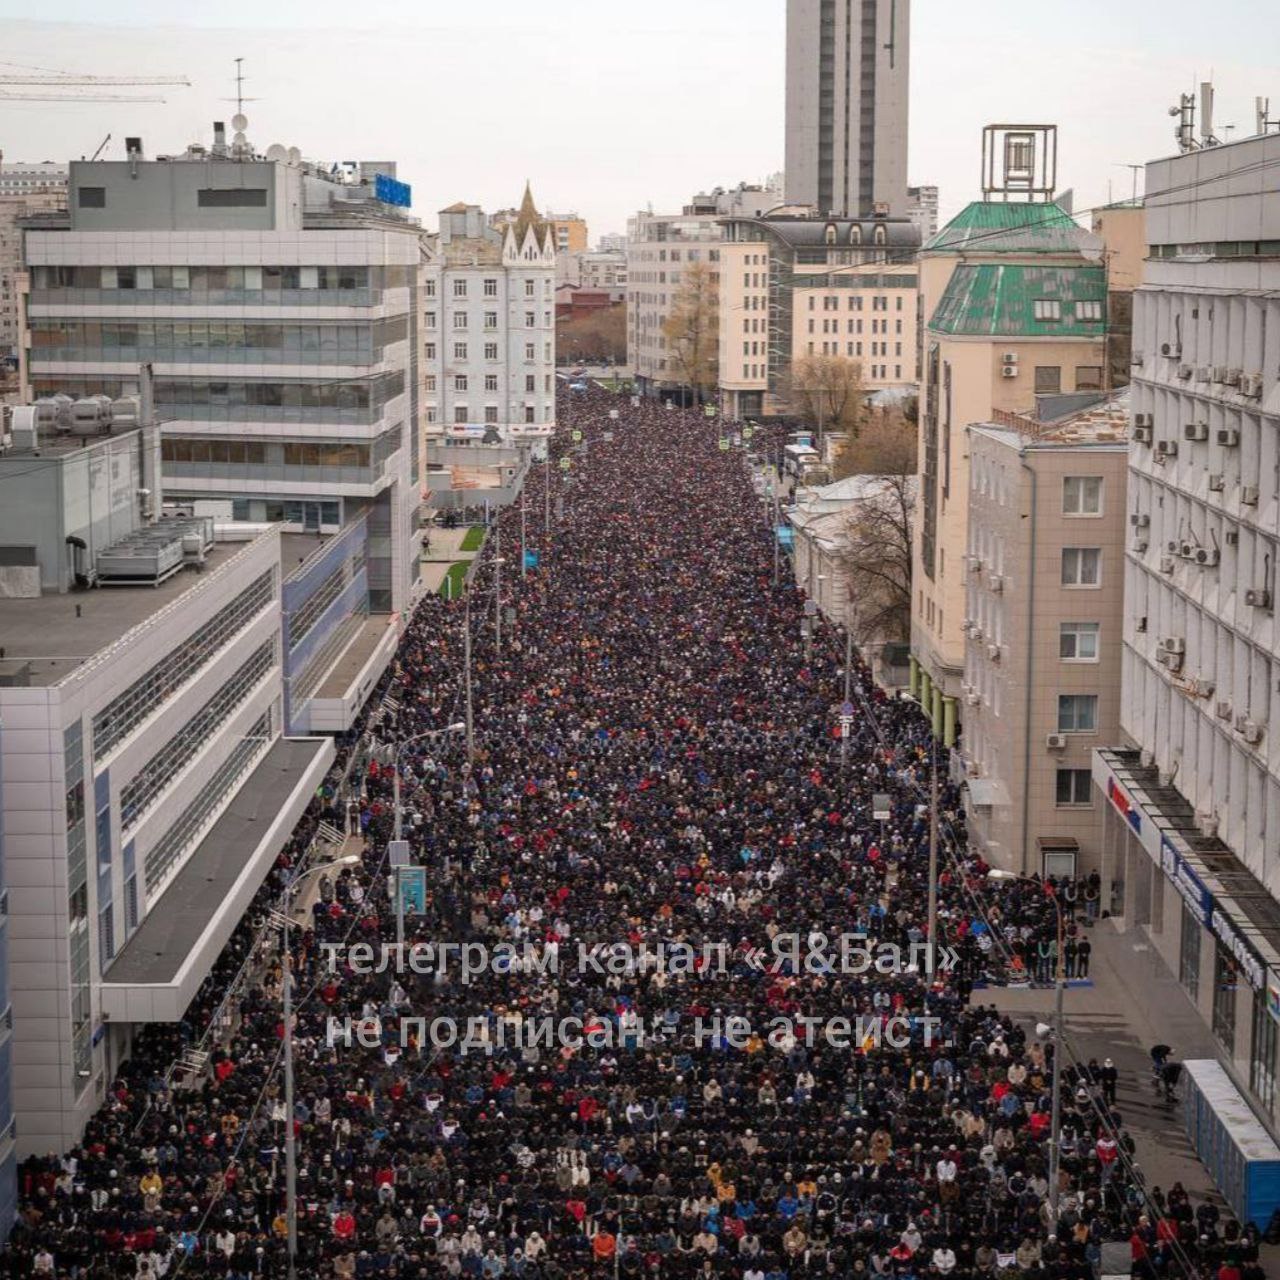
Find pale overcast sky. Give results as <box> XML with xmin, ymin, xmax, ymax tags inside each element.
<box><xmin>0</xmin><ymin>0</ymin><xmax>1275</xmax><ymax>239</ymax></box>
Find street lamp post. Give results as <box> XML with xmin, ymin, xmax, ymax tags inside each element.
<box><xmin>520</xmin><ymin>445</ymin><xmax>528</xmax><ymax>578</ymax></box>
<box><xmin>463</xmin><ymin>593</ymin><xmax>475</xmax><ymax>764</ymax></box>
<box><xmin>279</xmin><ymin>854</ymin><xmax>360</xmax><ymax>1280</ymax></box>
<box><xmin>381</xmin><ymin>724</ymin><xmax>466</xmax><ymax>948</ymax></box>
<box><xmin>494</xmin><ymin>553</ymin><xmax>507</xmax><ymax>658</ymax></box>
<box><xmin>988</xmin><ymin>868</ymin><xmax>1065</xmax><ymax>1232</ymax></box>
<box><xmin>841</xmin><ymin>598</ymin><xmax>853</xmax><ymax>772</ymax></box>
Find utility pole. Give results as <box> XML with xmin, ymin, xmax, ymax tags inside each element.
<box><xmin>282</xmin><ymin>906</ymin><xmax>297</xmax><ymax>1280</ymax></box>
<box><xmin>841</xmin><ymin>612</ymin><xmax>853</xmax><ymax>771</ymax></box>
<box><xmin>1049</xmin><ymin>892</ymin><xmax>1065</xmax><ymax>1231</ymax></box>
<box><xmin>926</xmin><ymin>734</ymin><xmax>939</xmax><ymax>966</ymax></box>
<box><xmin>494</xmin><ymin>524</ymin><xmax>503</xmax><ymax>657</ymax></box>
<box><xmin>520</xmin><ymin>445</ymin><xmax>528</xmax><ymax>577</ymax></box>
<box><xmin>463</xmin><ymin>594</ymin><xmax>475</xmax><ymax>763</ymax></box>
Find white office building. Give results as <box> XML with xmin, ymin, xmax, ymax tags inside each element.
<box><xmin>1093</xmin><ymin>128</ymin><xmax>1280</xmax><ymax>1130</ymax></box>
<box><xmin>0</xmin><ymin>162</ymin><xmax>66</xmax><ymax>197</ymax></box>
<box><xmin>0</xmin><ymin>417</ymin><xmax>333</xmax><ymax>1153</ymax></box>
<box><xmin>420</xmin><ymin>188</ymin><xmax>556</xmax><ymax>443</ymax></box>
<box><xmin>19</xmin><ymin>125</ymin><xmax>424</xmax><ymax>731</ymax></box>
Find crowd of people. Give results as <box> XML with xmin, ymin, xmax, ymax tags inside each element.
<box><xmin>5</xmin><ymin>387</ymin><xmax>1263</xmax><ymax>1280</ymax></box>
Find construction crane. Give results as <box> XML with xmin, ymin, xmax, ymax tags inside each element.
<box><xmin>0</xmin><ymin>61</ymin><xmax>188</xmax><ymax>103</ymax></box>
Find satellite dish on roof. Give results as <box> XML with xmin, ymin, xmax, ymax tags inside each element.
<box><xmin>231</xmin><ymin>113</ymin><xmax>249</xmax><ymax>133</ymax></box>
<box><xmin>265</xmin><ymin>144</ymin><xmax>288</xmax><ymax>162</ymax></box>
<box><xmin>287</xmin><ymin>147</ymin><xmax>302</xmax><ymax>164</ymax></box>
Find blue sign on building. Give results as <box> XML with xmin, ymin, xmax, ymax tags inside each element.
<box><xmin>374</xmin><ymin>173</ymin><xmax>412</xmax><ymax>208</ymax></box>
<box><xmin>1160</xmin><ymin>837</ymin><xmax>1214</xmax><ymax>926</ymax></box>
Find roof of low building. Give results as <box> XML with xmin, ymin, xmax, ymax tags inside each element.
<box><xmin>925</xmin><ymin>200</ymin><xmax>1103</xmax><ymax>256</ymax></box>
<box><xmin>722</xmin><ymin>214</ymin><xmax>921</xmax><ymax>249</ymax></box>
<box><xmin>974</xmin><ymin>386</ymin><xmax>1131</xmax><ymax>448</ymax></box>
<box><xmin>929</xmin><ymin>262</ymin><xmax>1107</xmax><ymax>337</ymax></box>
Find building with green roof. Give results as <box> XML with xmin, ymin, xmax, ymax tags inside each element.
<box><xmin>909</xmin><ymin>197</ymin><xmax>1111</xmax><ymax>748</ymax></box>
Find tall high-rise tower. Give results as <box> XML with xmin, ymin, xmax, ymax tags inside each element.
<box><xmin>784</xmin><ymin>0</ymin><xmax>910</xmax><ymax>216</ymax></box>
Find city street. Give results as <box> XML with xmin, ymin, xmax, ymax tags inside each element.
<box><xmin>8</xmin><ymin>386</ymin><xmax>1263</xmax><ymax>1278</ymax></box>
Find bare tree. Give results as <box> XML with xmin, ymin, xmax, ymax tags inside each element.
<box><xmin>841</xmin><ymin>474</ymin><xmax>914</xmax><ymax>647</ymax></box>
<box><xmin>789</xmin><ymin>355</ymin><xmax>866</xmax><ymax>453</ymax></box>
<box><xmin>557</xmin><ymin>303</ymin><xmax>626</xmax><ymax>365</ymax></box>
<box><xmin>835</xmin><ymin>404</ymin><xmax>917</xmax><ymax>479</ymax></box>
<box><xmin>662</xmin><ymin>261</ymin><xmax>719</xmax><ymax>404</ymax></box>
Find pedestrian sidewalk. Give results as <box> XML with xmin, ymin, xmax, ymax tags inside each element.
<box><xmin>992</xmin><ymin>916</ymin><xmax>1280</xmax><ymax>1257</ymax></box>
<box><xmin>420</xmin><ymin>524</ymin><xmax>482</xmax><ymax>594</ymax></box>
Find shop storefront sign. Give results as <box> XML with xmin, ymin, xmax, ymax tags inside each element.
<box><xmin>1211</xmin><ymin>906</ymin><xmax>1266</xmax><ymax>992</ymax></box>
<box><xmin>1160</xmin><ymin>837</ymin><xmax>1213</xmax><ymax>926</ymax></box>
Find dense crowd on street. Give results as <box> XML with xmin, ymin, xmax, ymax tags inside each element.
<box><xmin>4</xmin><ymin>386</ymin><xmax>1264</xmax><ymax>1280</ymax></box>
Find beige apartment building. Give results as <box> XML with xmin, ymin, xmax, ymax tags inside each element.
<box><xmin>718</xmin><ymin>211</ymin><xmax>920</xmax><ymax>420</ymax></box>
<box><xmin>910</xmin><ymin>200</ymin><xmax>1109</xmax><ymax>744</ymax></box>
<box><xmin>962</xmin><ymin>394</ymin><xmax>1129</xmax><ymax>876</ymax></box>
<box><xmin>1</xmin><ymin>189</ymin><xmax>66</xmax><ymax>363</ymax></box>
<box><xmin>791</xmin><ymin>262</ymin><xmax>918</xmax><ymax>388</ymax></box>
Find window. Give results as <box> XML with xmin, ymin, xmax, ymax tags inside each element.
<box><xmin>424</xmin><ymin>311</ymin><xmax>436</xmax><ymax>330</ymax></box>
<box><xmin>1033</xmin><ymin>299</ymin><xmax>1062</xmax><ymax>322</ymax></box>
<box><xmin>452</xmin><ymin>279</ymin><xmax>468</xmax><ymax>298</ymax></box>
<box><xmin>524</xmin><ymin>405</ymin><xmax>536</xmax><ymax>423</ymax></box>
<box><xmin>454</xmin><ymin>375</ymin><xmax>468</xmax><ymax>392</ymax></box>
<box><xmin>484</xmin><ymin>311</ymin><xmax>498</xmax><ymax>329</ymax></box>
<box><xmin>1180</xmin><ymin>903</ymin><xmax>1202</xmax><ymax>1000</ymax></box>
<box><xmin>145</xmin><ymin>711</ymin><xmax>271</xmax><ymax>890</ymax></box>
<box><xmin>453</xmin><ymin>342</ymin><xmax>468</xmax><ymax>361</ymax></box>
<box><xmin>1063</xmin><ymin>476</ymin><xmax>1103</xmax><ymax>515</ymax></box>
<box><xmin>119</xmin><ymin>875</ymin><xmax>137</xmax><ymax>936</ymax></box>
<box><xmin>485</xmin><ymin>405</ymin><xmax>499</xmax><ymax>423</ymax></box>
<box><xmin>1076</xmin><ymin>300</ymin><xmax>1103</xmax><ymax>322</ymax></box>
<box><xmin>424</xmin><ymin>374</ymin><xmax>436</xmax><ymax>393</ymax></box>
<box><xmin>92</xmin><ymin>572</ymin><xmax>274</xmax><ymax>759</ymax></box>
<box><xmin>197</xmin><ymin>187</ymin><xmax>267</xmax><ymax>207</ymax></box>
<box><xmin>525</xmin><ymin>279</ymin><xmax>535</xmax><ymax>297</ymax></box>
<box><xmin>119</xmin><ymin>640</ymin><xmax>275</xmax><ymax>832</ymax></box>
<box><xmin>525</xmin><ymin>312</ymin><xmax>535</xmax><ymax>328</ymax></box>
<box><xmin>1075</xmin><ymin>366</ymin><xmax>1103</xmax><ymax>391</ymax></box>
<box><xmin>77</xmin><ymin>186</ymin><xmax>105</xmax><ymax>208</ymax></box>
<box><xmin>1213</xmin><ymin>944</ymin><xmax>1238</xmax><ymax>1048</ymax></box>
<box><xmin>1061</xmin><ymin>547</ymin><xmax>1101</xmax><ymax>586</ymax></box>
<box><xmin>1057</xmin><ymin>694</ymin><xmax>1098</xmax><ymax>733</ymax></box>
<box><xmin>524</xmin><ymin>343</ymin><xmax>535</xmax><ymax>361</ymax></box>
<box><xmin>1055</xmin><ymin>769</ymin><xmax>1092</xmax><ymax>806</ymax></box>
<box><xmin>1060</xmin><ymin>622</ymin><xmax>1100</xmax><ymax>661</ymax></box>
<box><xmin>484</xmin><ymin>342</ymin><xmax>498</xmax><ymax>360</ymax></box>
<box><xmin>525</xmin><ymin>375</ymin><xmax>536</xmax><ymax>393</ymax></box>
<box><xmin>1035</xmin><ymin>365</ymin><xmax>1062</xmax><ymax>393</ymax></box>
<box><xmin>453</xmin><ymin>311</ymin><xmax>468</xmax><ymax>329</ymax></box>
<box><xmin>454</xmin><ymin>404</ymin><xmax>469</xmax><ymax>423</ymax></box>
<box><xmin>424</xmin><ymin>279</ymin><xmax>436</xmax><ymax>298</ymax></box>
<box><xmin>484</xmin><ymin>374</ymin><xmax>498</xmax><ymax>392</ymax></box>
<box><xmin>100</xmin><ymin>904</ymin><xmax>115</xmax><ymax>969</ymax></box>
<box><xmin>483</xmin><ymin>278</ymin><xmax>498</xmax><ymax>298</ymax></box>
<box><xmin>1252</xmin><ymin>988</ymin><xmax>1278</xmax><ymax>1112</ymax></box>
<box><xmin>425</xmin><ymin>342</ymin><xmax>437</xmax><ymax>360</ymax></box>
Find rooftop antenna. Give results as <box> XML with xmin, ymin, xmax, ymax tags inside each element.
<box><xmin>1258</xmin><ymin>97</ymin><xmax>1279</xmax><ymax>136</ymax></box>
<box><xmin>223</xmin><ymin>57</ymin><xmax>261</xmax><ymax>117</ymax></box>
<box><xmin>1199</xmin><ymin>81</ymin><xmax>1219</xmax><ymax>147</ymax></box>
<box><xmin>1169</xmin><ymin>93</ymin><xmax>1197</xmax><ymax>153</ymax></box>
<box><xmin>1114</xmin><ymin>163</ymin><xmax>1143</xmax><ymax>203</ymax></box>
